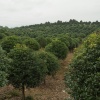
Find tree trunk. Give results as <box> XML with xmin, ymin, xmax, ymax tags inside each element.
<box><xmin>22</xmin><ymin>84</ymin><xmax>25</xmax><ymax>100</ymax></box>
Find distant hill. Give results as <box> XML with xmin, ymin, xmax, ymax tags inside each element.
<box><xmin>0</xmin><ymin>19</ymin><xmax>100</xmax><ymax>38</ymax></box>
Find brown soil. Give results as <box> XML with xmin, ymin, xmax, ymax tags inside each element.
<box><xmin>0</xmin><ymin>53</ymin><xmax>73</xmax><ymax>100</ymax></box>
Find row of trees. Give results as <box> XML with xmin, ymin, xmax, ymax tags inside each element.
<box><xmin>65</xmin><ymin>33</ymin><xmax>100</xmax><ymax>100</ymax></box>
<box><xmin>1</xmin><ymin>34</ymin><xmax>80</xmax><ymax>58</ymax></box>
<box><xmin>0</xmin><ymin>20</ymin><xmax>100</xmax><ymax>40</ymax></box>
<box><xmin>0</xmin><ymin>31</ymin><xmax>80</xmax><ymax>99</ymax></box>
<box><xmin>0</xmin><ymin>43</ymin><xmax>60</xmax><ymax>100</ymax></box>
<box><xmin>0</xmin><ymin>35</ymin><xmax>72</xmax><ymax>99</ymax></box>
<box><xmin>10</xmin><ymin>20</ymin><xmax>100</xmax><ymax>38</ymax></box>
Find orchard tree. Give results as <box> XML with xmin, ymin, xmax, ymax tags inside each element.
<box><xmin>45</xmin><ymin>40</ymin><xmax>68</xmax><ymax>59</ymax></box>
<box><xmin>1</xmin><ymin>36</ymin><xmax>21</xmax><ymax>52</ymax></box>
<box><xmin>24</xmin><ymin>38</ymin><xmax>40</xmax><ymax>50</ymax></box>
<box><xmin>36</xmin><ymin>36</ymin><xmax>47</xmax><ymax>48</ymax></box>
<box><xmin>0</xmin><ymin>33</ymin><xmax>6</xmax><ymax>39</ymax></box>
<box><xmin>45</xmin><ymin>37</ymin><xmax>52</xmax><ymax>45</ymax></box>
<box><xmin>65</xmin><ymin>33</ymin><xmax>100</xmax><ymax>100</ymax></box>
<box><xmin>0</xmin><ymin>46</ymin><xmax>10</xmax><ymax>87</ymax></box>
<box><xmin>36</xmin><ymin>51</ymin><xmax>59</xmax><ymax>80</ymax></box>
<box><xmin>58</xmin><ymin>35</ymin><xmax>70</xmax><ymax>47</ymax></box>
<box><xmin>8</xmin><ymin>45</ymin><xmax>47</xmax><ymax>100</ymax></box>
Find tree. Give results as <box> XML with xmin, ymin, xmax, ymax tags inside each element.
<box><xmin>0</xmin><ymin>46</ymin><xmax>10</xmax><ymax>87</ymax></box>
<box><xmin>45</xmin><ymin>40</ymin><xmax>68</xmax><ymax>59</ymax></box>
<box><xmin>36</xmin><ymin>36</ymin><xmax>47</xmax><ymax>48</ymax></box>
<box><xmin>8</xmin><ymin>45</ymin><xmax>47</xmax><ymax>100</ymax></box>
<box><xmin>58</xmin><ymin>35</ymin><xmax>70</xmax><ymax>47</ymax></box>
<box><xmin>1</xmin><ymin>36</ymin><xmax>21</xmax><ymax>52</ymax></box>
<box><xmin>45</xmin><ymin>37</ymin><xmax>52</xmax><ymax>45</ymax></box>
<box><xmin>24</xmin><ymin>38</ymin><xmax>40</xmax><ymax>50</ymax></box>
<box><xmin>36</xmin><ymin>51</ymin><xmax>59</xmax><ymax>79</ymax></box>
<box><xmin>0</xmin><ymin>33</ymin><xmax>6</xmax><ymax>39</ymax></box>
<box><xmin>65</xmin><ymin>33</ymin><xmax>100</xmax><ymax>100</ymax></box>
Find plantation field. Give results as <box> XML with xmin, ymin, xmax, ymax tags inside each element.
<box><xmin>0</xmin><ymin>53</ymin><xmax>73</xmax><ymax>100</ymax></box>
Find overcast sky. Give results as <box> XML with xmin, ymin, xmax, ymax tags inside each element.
<box><xmin>0</xmin><ymin>0</ymin><xmax>100</xmax><ymax>27</ymax></box>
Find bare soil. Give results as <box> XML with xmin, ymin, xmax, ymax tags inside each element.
<box><xmin>0</xmin><ymin>53</ymin><xmax>73</xmax><ymax>100</ymax></box>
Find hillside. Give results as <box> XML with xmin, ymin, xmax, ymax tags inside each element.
<box><xmin>0</xmin><ymin>20</ymin><xmax>100</xmax><ymax>39</ymax></box>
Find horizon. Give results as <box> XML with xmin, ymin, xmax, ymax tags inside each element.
<box><xmin>0</xmin><ymin>19</ymin><xmax>99</xmax><ymax>28</ymax></box>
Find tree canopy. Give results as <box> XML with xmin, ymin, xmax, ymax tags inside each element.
<box><xmin>1</xmin><ymin>36</ymin><xmax>21</xmax><ymax>52</ymax></box>
<box><xmin>0</xmin><ymin>46</ymin><xmax>10</xmax><ymax>87</ymax></box>
<box><xmin>24</xmin><ymin>37</ymin><xmax>40</xmax><ymax>50</ymax></box>
<box><xmin>45</xmin><ymin>40</ymin><xmax>68</xmax><ymax>59</ymax></box>
<box><xmin>36</xmin><ymin>51</ymin><xmax>59</xmax><ymax>77</ymax></box>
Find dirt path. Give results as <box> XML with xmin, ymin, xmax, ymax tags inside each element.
<box><xmin>26</xmin><ymin>53</ymin><xmax>73</xmax><ymax>100</ymax></box>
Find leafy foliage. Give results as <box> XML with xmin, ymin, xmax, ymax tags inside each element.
<box><xmin>8</xmin><ymin>20</ymin><xmax>100</xmax><ymax>38</ymax></box>
<box><xmin>8</xmin><ymin>46</ymin><xmax>47</xmax><ymax>88</ymax></box>
<box><xmin>0</xmin><ymin>46</ymin><xmax>10</xmax><ymax>87</ymax></box>
<box><xmin>36</xmin><ymin>36</ymin><xmax>47</xmax><ymax>48</ymax></box>
<box><xmin>36</xmin><ymin>51</ymin><xmax>59</xmax><ymax>77</ymax></box>
<box><xmin>65</xmin><ymin>33</ymin><xmax>100</xmax><ymax>100</ymax></box>
<box><xmin>45</xmin><ymin>40</ymin><xmax>68</xmax><ymax>59</ymax></box>
<box><xmin>24</xmin><ymin>38</ymin><xmax>40</xmax><ymax>50</ymax></box>
<box><xmin>1</xmin><ymin>36</ymin><xmax>21</xmax><ymax>52</ymax></box>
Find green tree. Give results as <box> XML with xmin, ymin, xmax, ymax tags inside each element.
<box><xmin>36</xmin><ymin>51</ymin><xmax>59</xmax><ymax>79</ymax></box>
<box><xmin>45</xmin><ymin>40</ymin><xmax>68</xmax><ymax>59</ymax></box>
<box><xmin>8</xmin><ymin>45</ymin><xmax>47</xmax><ymax>100</ymax></box>
<box><xmin>36</xmin><ymin>36</ymin><xmax>47</xmax><ymax>48</ymax></box>
<box><xmin>45</xmin><ymin>37</ymin><xmax>52</xmax><ymax>45</ymax></box>
<box><xmin>1</xmin><ymin>36</ymin><xmax>21</xmax><ymax>52</ymax></box>
<box><xmin>65</xmin><ymin>33</ymin><xmax>100</xmax><ymax>100</ymax></box>
<box><xmin>24</xmin><ymin>38</ymin><xmax>40</xmax><ymax>50</ymax></box>
<box><xmin>58</xmin><ymin>35</ymin><xmax>70</xmax><ymax>47</ymax></box>
<box><xmin>0</xmin><ymin>33</ymin><xmax>6</xmax><ymax>39</ymax></box>
<box><xmin>0</xmin><ymin>46</ymin><xmax>10</xmax><ymax>87</ymax></box>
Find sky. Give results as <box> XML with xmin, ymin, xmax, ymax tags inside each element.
<box><xmin>0</xmin><ymin>0</ymin><xmax>100</xmax><ymax>27</ymax></box>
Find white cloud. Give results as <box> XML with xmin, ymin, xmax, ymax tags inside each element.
<box><xmin>0</xmin><ymin>0</ymin><xmax>100</xmax><ymax>27</ymax></box>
